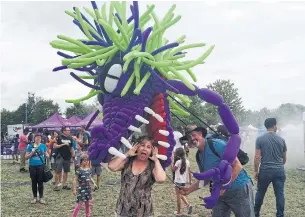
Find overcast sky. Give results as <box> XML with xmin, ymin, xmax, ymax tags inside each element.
<box><xmin>1</xmin><ymin>1</ymin><xmax>305</xmax><ymax>113</ymax></box>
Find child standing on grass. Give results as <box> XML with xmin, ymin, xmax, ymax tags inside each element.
<box><xmin>91</xmin><ymin>159</ymin><xmax>102</xmax><ymax>191</ymax></box>
<box><xmin>171</xmin><ymin>147</ymin><xmax>193</xmax><ymax>216</ymax></box>
<box><xmin>72</xmin><ymin>154</ymin><xmax>97</xmax><ymax>217</ymax></box>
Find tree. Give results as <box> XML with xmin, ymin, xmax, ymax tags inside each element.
<box><xmin>65</xmin><ymin>102</ymin><xmax>97</xmax><ymax>119</ymax></box>
<box><xmin>1</xmin><ymin>109</ymin><xmax>16</xmax><ymax>133</ymax></box>
<box><xmin>31</xmin><ymin>97</ymin><xmax>60</xmax><ymax>124</ymax></box>
<box><xmin>207</xmin><ymin>79</ymin><xmax>244</xmax><ymax>115</ymax></box>
<box><xmin>170</xmin><ymin>96</ymin><xmax>218</xmax><ymax>130</ymax></box>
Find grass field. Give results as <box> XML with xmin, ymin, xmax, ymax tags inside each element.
<box><xmin>1</xmin><ymin>149</ymin><xmax>305</xmax><ymax>217</ymax></box>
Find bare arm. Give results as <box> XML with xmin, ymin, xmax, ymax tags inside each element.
<box><xmin>231</xmin><ymin>157</ymin><xmax>243</xmax><ymax>183</ymax></box>
<box><xmin>108</xmin><ymin>144</ymin><xmax>139</xmax><ymax>172</ymax></box>
<box><xmin>254</xmin><ymin>149</ymin><xmax>261</xmax><ymax>173</ymax></box>
<box><xmin>25</xmin><ymin>151</ymin><xmax>34</xmax><ymax>160</ymax></box>
<box><xmin>152</xmin><ymin>159</ymin><xmax>166</xmax><ymax>183</ymax></box>
<box><xmin>53</xmin><ymin>142</ymin><xmax>67</xmax><ymax>149</ymax></box>
<box><xmin>108</xmin><ymin>156</ymin><xmax>129</xmax><ymax>172</ymax></box>
<box><xmin>73</xmin><ymin>175</ymin><xmax>77</xmax><ymax>194</ymax></box>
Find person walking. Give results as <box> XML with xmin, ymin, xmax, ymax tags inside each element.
<box><xmin>254</xmin><ymin>118</ymin><xmax>287</xmax><ymax>217</ymax></box>
<box><xmin>171</xmin><ymin>147</ymin><xmax>193</xmax><ymax>215</ymax></box>
<box><xmin>18</xmin><ymin>128</ymin><xmax>29</xmax><ymax>172</ymax></box>
<box><xmin>25</xmin><ymin>133</ymin><xmax>48</xmax><ymax>204</ymax></box>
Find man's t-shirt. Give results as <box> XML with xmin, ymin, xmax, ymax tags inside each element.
<box><xmin>56</xmin><ymin>135</ymin><xmax>74</xmax><ymax>160</ymax></box>
<box><xmin>18</xmin><ymin>134</ymin><xmax>28</xmax><ymax>150</ymax></box>
<box><xmin>26</xmin><ymin>143</ymin><xmax>47</xmax><ymax>166</ymax></box>
<box><xmin>256</xmin><ymin>132</ymin><xmax>287</xmax><ymax>170</ymax></box>
<box><xmin>197</xmin><ymin>139</ymin><xmax>250</xmax><ymax>189</ymax></box>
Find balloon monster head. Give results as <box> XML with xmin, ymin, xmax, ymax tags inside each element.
<box><xmin>50</xmin><ymin>1</ymin><xmax>214</xmax><ymax>167</ymax></box>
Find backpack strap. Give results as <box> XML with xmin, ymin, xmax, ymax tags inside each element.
<box><xmin>207</xmin><ymin>139</ymin><xmax>221</xmax><ymax>158</ymax></box>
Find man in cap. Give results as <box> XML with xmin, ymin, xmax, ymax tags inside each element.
<box><xmin>179</xmin><ymin>126</ymin><xmax>254</xmax><ymax>217</ymax></box>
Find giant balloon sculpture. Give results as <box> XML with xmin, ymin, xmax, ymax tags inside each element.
<box><xmin>50</xmin><ymin>1</ymin><xmax>241</xmax><ymax>209</ymax></box>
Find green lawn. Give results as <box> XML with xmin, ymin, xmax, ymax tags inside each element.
<box><xmin>1</xmin><ymin>149</ymin><xmax>305</xmax><ymax>217</ymax></box>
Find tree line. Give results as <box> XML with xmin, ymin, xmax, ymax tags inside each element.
<box><xmin>1</xmin><ymin>79</ymin><xmax>304</xmax><ymax>133</ymax></box>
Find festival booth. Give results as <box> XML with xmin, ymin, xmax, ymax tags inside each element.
<box><xmin>30</xmin><ymin>113</ymin><xmax>72</xmax><ymax>129</ymax></box>
<box><xmin>74</xmin><ymin>112</ymin><xmax>103</xmax><ymax>129</ymax></box>
<box><xmin>67</xmin><ymin>115</ymin><xmax>82</xmax><ymax>125</ymax></box>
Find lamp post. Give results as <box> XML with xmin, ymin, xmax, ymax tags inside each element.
<box><xmin>25</xmin><ymin>92</ymin><xmax>30</xmax><ymax>124</ymax></box>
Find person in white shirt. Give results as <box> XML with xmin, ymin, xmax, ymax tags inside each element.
<box><xmin>171</xmin><ymin>147</ymin><xmax>193</xmax><ymax>215</ymax></box>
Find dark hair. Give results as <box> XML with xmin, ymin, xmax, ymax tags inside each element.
<box><xmin>38</xmin><ymin>128</ymin><xmax>44</xmax><ymax>133</ymax></box>
<box><xmin>62</xmin><ymin>126</ymin><xmax>70</xmax><ymax>132</ymax></box>
<box><xmin>23</xmin><ymin>128</ymin><xmax>29</xmax><ymax>135</ymax></box>
<box><xmin>217</xmin><ymin>125</ymin><xmax>230</xmax><ymax>137</ymax></box>
<box><xmin>264</xmin><ymin>118</ymin><xmax>277</xmax><ymax>129</ymax></box>
<box><xmin>15</xmin><ymin>134</ymin><xmax>19</xmax><ymax>138</ymax></box>
<box><xmin>81</xmin><ymin>125</ymin><xmax>86</xmax><ymax>129</ymax></box>
<box><xmin>192</xmin><ymin>127</ymin><xmax>207</xmax><ymax>138</ymax></box>
<box><xmin>137</xmin><ymin>135</ymin><xmax>155</xmax><ymax>145</ymax></box>
<box><xmin>175</xmin><ymin>147</ymin><xmax>187</xmax><ymax>175</ymax></box>
<box><xmin>43</xmin><ymin>129</ymin><xmax>49</xmax><ymax>136</ymax></box>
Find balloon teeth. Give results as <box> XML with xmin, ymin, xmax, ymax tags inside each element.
<box><xmin>159</xmin><ymin>129</ymin><xmax>169</xmax><ymax>136</ymax></box>
<box><xmin>108</xmin><ymin>147</ymin><xmax>126</xmax><ymax>159</ymax></box>
<box><xmin>153</xmin><ymin>113</ymin><xmax>164</xmax><ymax>122</ymax></box>
<box><xmin>128</xmin><ymin>125</ymin><xmax>142</xmax><ymax>133</ymax></box>
<box><xmin>156</xmin><ymin>154</ymin><xmax>167</xmax><ymax>161</ymax></box>
<box><xmin>135</xmin><ymin>115</ymin><xmax>149</xmax><ymax>124</ymax></box>
<box><xmin>120</xmin><ymin>137</ymin><xmax>132</xmax><ymax>149</ymax></box>
<box><xmin>158</xmin><ymin>141</ymin><xmax>170</xmax><ymax>148</ymax></box>
<box><xmin>144</xmin><ymin>107</ymin><xmax>155</xmax><ymax>115</ymax></box>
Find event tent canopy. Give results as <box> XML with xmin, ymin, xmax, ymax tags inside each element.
<box><xmin>30</xmin><ymin>113</ymin><xmax>72</xmax><ymax>129</ymax></box>
<box><xmin>67</xmin><ymin>115</ymin><xmax>82</xmax><ymax>125</ymax></box>
<box><xmin>75</xmin><ymin>111</ymin><xmax>103</xmax><ymax>128</ymax></box>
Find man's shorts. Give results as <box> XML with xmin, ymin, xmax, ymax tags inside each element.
<box><xmin>91</xmin><ymin>165</ymin><xmax>102</xmax><ymax>176</ymax></box>
<box><xmin>55</xmin><ymin>157</ymin><xmax>71</xmax><ymax>173</ymax></box>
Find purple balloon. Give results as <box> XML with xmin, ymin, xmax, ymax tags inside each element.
<box><xmin>223</xmin><ymin>164</ymin><xmax>232</xmax><ymax>184</ymax></box>
<box><xmin>193</xmin><ymin>169</ymin><xmax>216</xmax><ymax>180</ymax></box>
<box><xmin>218</xmin><ymin>103</ymin><xmax>239</xmax><ymax>134</ymax></box>
<box><xmin>167</xmin><ymin>80</ymin><xmax>197</xmax><ymax>96</ymax></box>
<box><xmin>222</xmin><ymin>134</ymin><xmax>241</xmax><ymax>164</ymax></box>
<box><xmin>197</xmin><ymin>88</ymin><xmax>224</xmax><ymax>106</ymax></box>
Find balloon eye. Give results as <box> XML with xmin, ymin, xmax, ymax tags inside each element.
<box><xmin>104</xmin><ymin>64</ymin><xmax>122</xmax><ymax>93</ymax></box>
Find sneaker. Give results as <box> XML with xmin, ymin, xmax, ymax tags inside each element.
<box><xmin>20</xmin><ymin>168</ymin><xmax>28</xmax><ymax>172</ymax></box>
<box><xmin>58</xmin><ymin>182</ymin><xmax>62</xmax><ymax>187</ymax></box>
<box><xmin>39</xmin><ymin>198</ymin><xmax>46</xmax><ymax>204</ymax></box>
<box><xmin>53</xmin><ymin>186</ymin><xmax>61</xmax><ymax>191</ymax></box>
<box><xmin>174</xmin><ymin>211</ymin><xmax>182</xmax><ymax>216</ymax></box>
<box><xmin>93</xmin><ymin>186</ymin><xmax>99</xmax><ymax>191</ymax></box>
<box><xmin>187</xmin><ymin>205</ymin><xmax>193</xmax><ymax>214</ymax></box>
<box><xmin>62</xmin><ymin>185</ymin><xmax>71</xmax><ymax>190</ymax></box>
<box><xmin>31</xmin><ymin>198</ymin><xmax>37</xmax><ymax>204</ymax></box>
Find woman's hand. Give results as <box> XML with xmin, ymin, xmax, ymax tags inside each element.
<box><xmin>125</xmin><ymin>144</ymin><xmax>140</xmax><ymax>157</ymax></box>
<box><xmin>149</xmin><ymin>146</ymin><xmax>159</xmax><ymax>162</ymax></box>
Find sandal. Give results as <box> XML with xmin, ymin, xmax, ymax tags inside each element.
<box><xmin>187</xmin><ymin>205</ymin><xmax>193</xmax><ymax>214</ymax></box>
<box><xmin>174</xmin><ymin>211</ymin><xmax>182</xmax><ymax>216</ymax></box>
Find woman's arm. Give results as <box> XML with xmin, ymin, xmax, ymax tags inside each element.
<box><xmin>108</xmin><ymin>156</ymin><xmax>129</xmax><ymax>172</ymax></box>
<box><xmin>25</xmin><ymin>151</ymin><xmax>35</xmax><ymax>160</ymax></box>
<box><xmin>152</xmin><ymin>159</ymin><xmax>167</xmax><ymax>183</ymax></box>
<box><xmin>108</xmin><ymin>144</ymin><xmax>139</xmax><ymax>172</ymax></box>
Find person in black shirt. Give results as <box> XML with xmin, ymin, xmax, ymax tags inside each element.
<box><xmin>53</xmin><ymin>126</ymin><xmax>75</xmax><ymax>191</ymax></box>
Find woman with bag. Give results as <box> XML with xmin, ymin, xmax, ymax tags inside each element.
<box><xmin>25</xmin><ymin>133</ymin><xmax>48</xmax><ymax>204</ymax></box>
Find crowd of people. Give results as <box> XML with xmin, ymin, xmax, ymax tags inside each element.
<box><xmin>5</xmin><ymin>117</ymin><xmax>287</xmax><ymax>217</ymax></box>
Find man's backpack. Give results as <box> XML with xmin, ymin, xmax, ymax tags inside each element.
<box><xmin>207</xmin><ymin>139</ymin><xmax>249</xmax><ymax>165</ymax></box>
